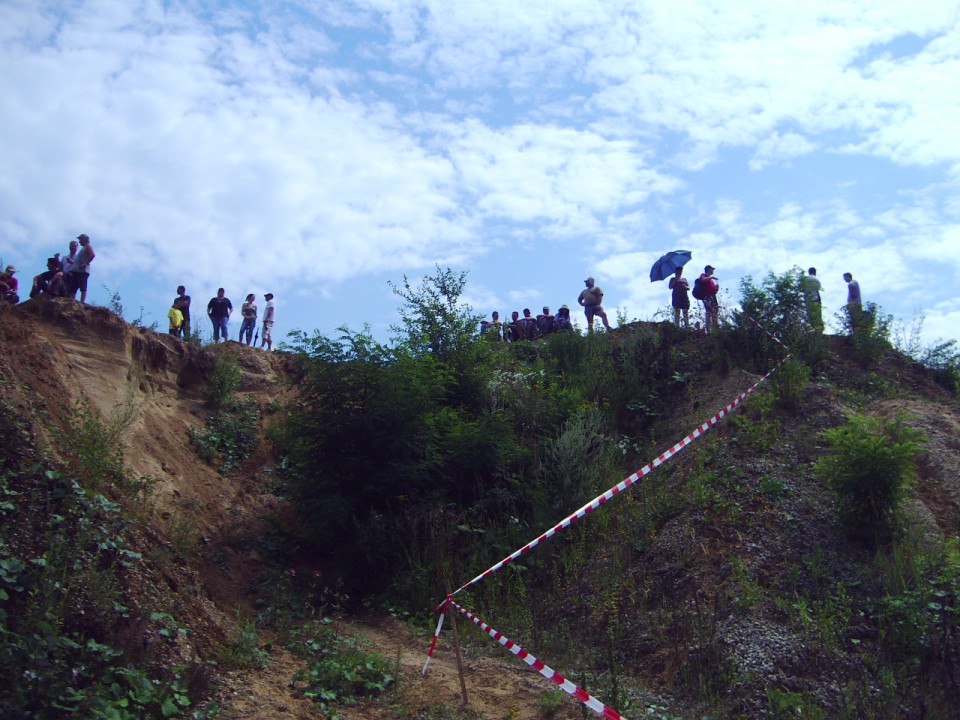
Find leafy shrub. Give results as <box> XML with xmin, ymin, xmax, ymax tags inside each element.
<box><xmin>0</xmin><ymin>404</ymin><xmax>212</xmax><ymax>718</ymax></box>
<box><xmin>724</xmin><ymin>268</ymin><xmax>815</xmax><ymax>373</ymax></box>
<box><xmin>189</xmin><ymin>397</ymin><xmax>260</xmax><ymax>473</ymax></box>
<box><xmin>290</xmin><ymin>621</ymin><xmax>394</xmax><ymax>718</ymax></box>
<box><xmin>772</xmin><ymin>356</ymin><xmax>810</xmax><ymax>412</ymax></box>
<box><xmin>839</xmin><ymin>302</ymin><xmax>893</xmax><ymax>367</ymax></box>
<box><xmin>814</xmin><ymin>414</ymin><xmax>922</xmax><ymax>544</ymax></box>
<box><xmin>210</xmin><ymin>355</ymin><xmax>242</xmax><ymax>408</ymax></box>
<box><xmin>874</xmin><ymin>538</ymin><xmax>960</xmax><ymax>714</ymax></box>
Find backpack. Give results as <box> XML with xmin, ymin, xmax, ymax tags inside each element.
<box><xmin>692</xmin><ymin>277</ymin><xmax>706</xmax><ymax>300</ymax></box>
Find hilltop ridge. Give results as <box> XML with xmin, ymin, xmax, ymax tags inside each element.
<box><xmin>2</xmin><ymin>294</ymin><xmax>960</xmax><ymax>719</ymax></box>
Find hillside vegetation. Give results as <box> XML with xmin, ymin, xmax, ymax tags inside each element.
<box><xmin>2</xmin><ymin>268</ymin><xmax>960</xmax><ymax>720</ymax></box>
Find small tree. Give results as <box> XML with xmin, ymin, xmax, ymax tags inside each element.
<box><xmin>724</xmin><ymin>267</ymin><xmax>826</xmax><ymax>373</ymax></box>
<box><xmin>815</xmin><ymin>414</ymin><xmax>922</xmax><ymax>545</ymax></box>
<box><xmin>389</xmin><ymin>266</ymin><xmax>481</xmax><ymax>362</ymax></box>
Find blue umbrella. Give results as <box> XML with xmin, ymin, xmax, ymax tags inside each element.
<box><xmin>650</xmin><ymin>250</ymin><xmax>693</xmax><ymax>282</ymax></box>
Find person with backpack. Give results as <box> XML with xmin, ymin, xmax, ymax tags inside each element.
<box><xmin>668</xmin><ymin>267</ymin><xmax>690</xmax><ymax>328</ymax></box>
<box><xmin>693</xmin><ymin>265</ymin><xmax>720</xmax><ymax>334</ymax></box>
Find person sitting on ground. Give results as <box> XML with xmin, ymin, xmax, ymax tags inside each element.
<box><xmin>30</xmin><ymin>256</ymin><xmax>66</xmax><ymax>298</ymax></box>
<box><xmin>577</xmin><ymin>276</ymin><xmax>612</xmax><ymax>333</ymax></box>
<box><xmin>239</xmin><ymin>293</ymin><xmax>258</xmax><ymax>346</ymax></box>
<box><xmin>506</xmin><ymin>311</ymin><xmax>522</xmax><ymax>342</ymax></box>
<box><xmin>480</xmin><ymin>311</ymin><xmax>503</xmax><ymax>340</ymax></box>
<box><xmin>552</xmin><ymin>304</ymin><xmax>573</xmax><ymax>332</ymax></box>
<box><xmin>0</xmin><ymin>265</ymin><xmax>20</xmax><ymax>304</ymax></box>
<box><xmin>536</xmin><ymin>306</ymin><xmax>554</xmax><ymax>336</ymax></box>
<box><xmin>167</xmin><ymin>300</ymin><xmax>184</xmax><ymax>338</ymax></box>
<box><xmin>518</xmin><ymin>308</ymin><xmax>537</xmax><ymax>340</ymax></box>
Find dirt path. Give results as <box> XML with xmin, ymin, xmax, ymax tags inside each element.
<box><xmin>212</xmin><ymin>614</ymin><xmax>584</xmax><ymax>720</ymax></box>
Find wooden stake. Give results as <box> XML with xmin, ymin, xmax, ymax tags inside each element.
<box><xmin>445</xmin><ymin>588</ymin><xmax>469</xmax><ymax>707</ymax></box>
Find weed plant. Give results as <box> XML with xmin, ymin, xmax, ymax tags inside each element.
<box><xmin>839</xmin><ymin>302</ymin><xmax>893</xmax><ymax>367</ymax></box>
<box><xmin>0</xmin><ymin>402</ymin><xmax>215</xmax><ymax>718</ymax></box>
<box><xmin>814</xmin><ymin>413</ymin><xmax>922</xmax><ymax>545</ymax></box>
<box><xmin>289</xmin><ymin>620</ymin><xmax>394</xmax><ymax>719</ymax></box>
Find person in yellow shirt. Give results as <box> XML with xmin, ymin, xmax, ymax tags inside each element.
<box><xmin>168</xmin><ymin>300</ymin><xmax>184</xmax><ymax>338</ymax></box>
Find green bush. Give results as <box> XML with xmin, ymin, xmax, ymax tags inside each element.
<box><xmin>839</xmin><ymin>302</ymin><xmax>892</xmax><ymax>367</ymax></box>
<box><xmin>210</xmin><ymin>355</ymin><xmax>242</xmax><ymax>408</ymax></box>
<box><xmin>772</xmin><ymin>356</ymin><xmax>810</xmax><ymax>412</ymax></box>
<box><xmin>814</xmin><ymin>414</ymin><xmax>922</xmax><ymax>544</ymax></box>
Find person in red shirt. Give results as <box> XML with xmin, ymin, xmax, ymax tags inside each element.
<box><xmin>699</xmin><ymin>265</ymin><xmax>720</xmax><ymax>334</ymax></box>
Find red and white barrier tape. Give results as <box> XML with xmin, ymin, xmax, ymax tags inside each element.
<box><xmin>422</xmin><ymin>597</ymin><xmax>449</xmax><ymax>675</ymax></box>
<box><xmin>449</xmin><ymin>600</ymin><xmax>622</xmax><ymax>720</ymax></box>
<box><xmin>450</xmin><ymin>362</ymin><xmax>780</xmax><ymax>597</ymax></box>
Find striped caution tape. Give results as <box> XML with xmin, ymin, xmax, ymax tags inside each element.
<box><xmin>449</xmin><ymin>600</ymin><xmax>622</xmax><ymax>720</ymax></box>
<box><xmin>449</xmin><ymin>361</ymin><xmax>781</xmax><ymax>597</ymax></box>
<box><xmin>421</xmin><ymin>596</ymin><xmax>450</xmax><ymax>675</ymax></box>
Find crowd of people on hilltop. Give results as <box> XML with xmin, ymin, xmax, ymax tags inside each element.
<box><xmin>480</xmin><ymin>263</ymin><xmax>865</xmax><ymax>342</ymax></box>
<box><xmin>6</xmin><ymin>237</ymin><xmax>866</xmax><ymax>349</ymax></box>
<box><xmin>3</xmin><ymin>232</ymin><xmax>278</xmax><ymax>351</ymax></box>
<box><xmin>0</xmin><ymin>234</ymin><xmax>97</xmax><ymax>305</ymax></box>
<box><xmin>167</xmin><ymin>287</ymin><xmax>276</xmax><ymax>350</ymax></box>
<box><xmin>666</xmin><ymin>263</ymin><xmax>863</xmax><ymax>335</ymax></box>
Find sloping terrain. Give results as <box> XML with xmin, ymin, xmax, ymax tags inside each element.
<box><xmin>0</xmin><ymin>297</ymin><xmax>584</xmax><ymax>720</ymax></box>
<box><xmin>1</xmin><ymin>296</ymin><xmax>958</xmax><ymax>719</ymax></box>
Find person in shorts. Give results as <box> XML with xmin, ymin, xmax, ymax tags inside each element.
<box><xmin>577</xmin><ymin>276</ymin><xmax>611</xmax><ymax>333</ymax></box>
<box><xmin>259</xmin><ymin>293</ymin><xmax>275</xmax><ymax>350</ymax></box>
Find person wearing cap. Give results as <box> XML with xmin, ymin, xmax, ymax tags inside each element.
<box><xmin>536</xmin><ymin>306</ymin><xmax>554</xmax><ymax>336</ymax></box>
<box><xmin>698</xmin><ymin>265</ymin><xmax>720</xmax><ymax>334</ymax></box>
<box><xmin>0</xmin><ymin>264</ymin><xmax>19</xmax><ymax>304</ymax></box>
<box><xmin>577</xmin><ymin>276</ymin><xmax>611</xmax><ymax>333</ymax></box>
<box><xmin>260</xmin><ymin>293</ymin><xmax>276</xmax><ymax>350</ymax></box>
<box><xmin>70</xmin><ymin>234</ymin><xmax>96</xmax><ymax>303</ymax></box>
<box><xmin>553</xmin><ymin>304</ymin><xmax>573</xmax><ymax>331</ymax></box>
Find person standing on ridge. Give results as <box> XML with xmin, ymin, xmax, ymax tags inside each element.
<box><xmin>697</xmin><ymin>265</ymin><xmax>720</xmax><ymax>334</ymax></box>
<box><xmin>260</xmin><ymin>293</ymin><xmax>275</xmax><ymax>351</ymax></box>
<box><xmin>578</xmin><ymin>276</ymin><xmax>611</xmax><ymax>333</ymax></box>
<box><xmin>669</xmin><ymin>267</ymin><xmax>690</xmax><ymax>329</ymax></box>
<box><xmin>207</xmin><ymin>288</ymin><xmax>232</xmax><ymax>343</ymax></box>
<box><xmin>175</xmin><ymin>286</ymin><xmax>192</xmax><ymax>339</ymax></box>
<box><xmin>843</xmin><ymin>272</ymin><xmax>861</xmax><ymax>308</ymax></box>
<box><xmin>239</xmin><ymin>293</ymin><xmax>258</xmax><ymax>346</ymax></box>
<box><xmin>801</xmin><ymin>267</ymin><xmax>824</xmax><ymax>332</ymax></box>
<box><xmin>71</xmin><ymin>234</ymin><xmax>95</xmax><ymax>304</ymax></box>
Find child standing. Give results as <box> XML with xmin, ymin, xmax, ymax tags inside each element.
<box><xmin>168</xmin><ymin>299</ymin><xmax>184</xmax><ymax>338</ymax></box>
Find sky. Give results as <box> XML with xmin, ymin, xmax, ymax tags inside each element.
<box><xmin>2</xmin><ymin>0</ymin><xmax>959</xmax><ymax>349</ymax></box>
